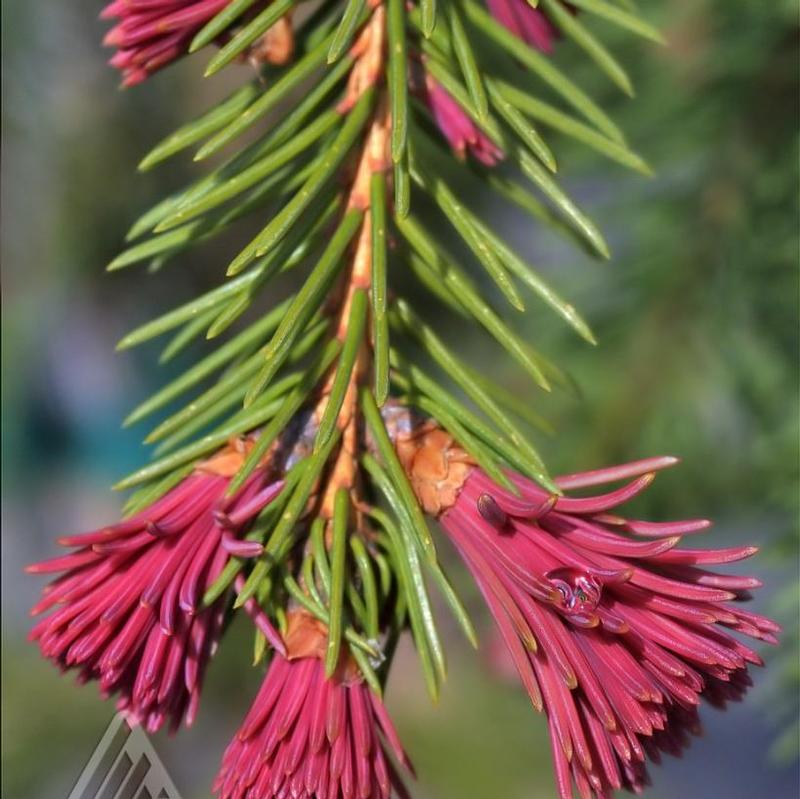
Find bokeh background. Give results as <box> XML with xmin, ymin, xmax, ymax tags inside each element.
<box><xmin>2</xmin><ymin>2</ymin><xmax>798</xmax><ymax>797</ymax></box>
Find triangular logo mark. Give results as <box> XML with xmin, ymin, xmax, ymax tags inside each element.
<box><xmin>67</xmin><ymin>713</ymin><xmax>183</xmax><ymax>799</ymax></box>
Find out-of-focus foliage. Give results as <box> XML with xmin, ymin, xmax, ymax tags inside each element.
<box><xmin>2</xmin><ymin>1</ymin><xmax>797</xmax><ymax>798</ymax></box>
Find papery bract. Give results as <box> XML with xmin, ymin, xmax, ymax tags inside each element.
<box><xmin>101</xmin><ymin>0</ymin><xmax>238</xmax><ymax>85</ymax></box>
<box><xmin>215</xmin><ymin>613</ymin><xmax>413</xmax><ymax>799</ymax></box>
<box><xmin>437</xmin><ymin>456</ymin><xmax>779</xmax><ymax>797</ymax></box>
<box><xmin>424</xmin><ymin>76</ymin><xmax>504</xmax><ymax>166</ymax></box>
<box><xmin>486</xmin><ymin>0</ymin><xmax>558</xmax><ymax>52</ymax></box>
<box><xmin>28</xmin><ymin>441</ymin><xmax>285</xmax><ymax>732</ymax></box>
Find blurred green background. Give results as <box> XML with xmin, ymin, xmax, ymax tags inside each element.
<box><xmin>2</xmin><ymin>2</ymin><xmax>797</xmax><ymax>798</ymax></box>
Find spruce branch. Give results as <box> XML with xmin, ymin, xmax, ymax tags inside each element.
<box><xmin>107</xmin><ymin>0</ymin><xmax>657</xmax><ymax>722</ymax></box>
<box><xmin>24</xmin><ymin>3</ymin><xmax>781</xmax><ymax>799</ymax></box>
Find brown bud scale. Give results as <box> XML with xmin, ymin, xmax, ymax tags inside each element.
<box><xmin>394</xmin><ymin>422</ymin><xmax>475</xmax><ymax>517</ymax></box>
